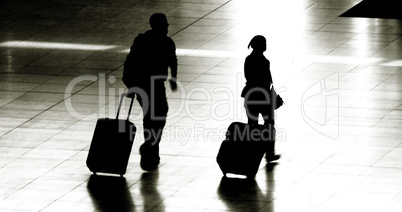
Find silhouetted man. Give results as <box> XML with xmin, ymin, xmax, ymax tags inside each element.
<box><xmin>123</xmin><ymin>13</ymin><xmax>177</xmax><ymax>171</ymax></box>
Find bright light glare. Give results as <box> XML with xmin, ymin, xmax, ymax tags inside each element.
<box><xmin>0</xmin><ymin>41</ymin><xmax>117</xmax><ymax>51</ymax></box>
<box><xmin>2</xmin><ymin>41</ymin><xmax>401</xmax><ymax>67</ymax></box>
<box><xmin>120</xmin><ymin>48</ymin><xmax>244</xmax><ymax>58</ymax></box>
<box><xmin>176</xmin><ymin>49</ymin><xmax>239</xmax><ymax>58</ymax></box>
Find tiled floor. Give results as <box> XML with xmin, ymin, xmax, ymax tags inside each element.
<box><xmin>1</xmin><ymin>0</ymin><xmax>402</xmax><ymax>211</ymax></box>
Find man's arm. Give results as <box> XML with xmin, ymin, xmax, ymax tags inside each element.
<box><xmin>169</xmin><ymin>65</ymin><xmax>178</xmax><ymax>91</ymax></box>
<box><xmin>168</xmin><ymin>39</ymin><xmax>178</xmax><ymax>91</ymax></box>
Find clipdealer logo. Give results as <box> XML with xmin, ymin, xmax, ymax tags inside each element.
<box><xmin>64</xmin><ymin>73</ymin><xmax>249</xmax><ymax>122</ymax></box>
<box><xmin>301</xmin><ymin>72</ymin><xmax>339</xmax><ymax>140</ymax></box>
<box><xmin>64</xmin><ymin>73</ymin><xmax>288</xmax><ymax>144</ymax></box>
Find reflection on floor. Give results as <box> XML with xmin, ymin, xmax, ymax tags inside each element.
<box><xmin>1</xmin><ymin>0</ymin><xmax>402</xmax><ymax>211</ymax></box>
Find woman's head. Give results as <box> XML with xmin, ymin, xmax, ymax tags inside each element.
<box><xmin>248</xmin><ymin>35</ymin><xmax>266</xmax><ymax>52</ymax></box>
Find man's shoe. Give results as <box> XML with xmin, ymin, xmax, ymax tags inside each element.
<box><xmin>140</xmin><ymin>144</ymin><xmax>160</xmax><ymax>171</ymax></box>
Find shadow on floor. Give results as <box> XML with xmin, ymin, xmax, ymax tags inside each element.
<box><xmin>340</xmin><ymin>0</ymin><xmax>402</xmax><ymax>20</ymax></box>
<box><xmin>217</xmin><ymin>163</ymin><xmax>278</xmax><ymax>212</ymax></box>
<box><xmin>140</xmin><ymin>171</ymin><xmax>164</xmax><ymax>211</ymax></box>
<box><xmin>87</xmin><ymin>174</ymin><xmax>135</xmax><ymax>212</ymax></box>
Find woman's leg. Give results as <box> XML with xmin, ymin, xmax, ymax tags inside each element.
<box><xmin>244</xmin><ymin>101</ymin><xmax>259</xmax><ymax>126</ymax></box>
<box><xmin>261</xmin><ymin>105</ymin><xmax>280</xmax><ymax>162</ymax></box>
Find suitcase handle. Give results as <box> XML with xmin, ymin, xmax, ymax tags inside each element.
<box><xmin>116</xmin><ymin>89</ymin><xmax>135</xmax><ymax>120</ymax></box>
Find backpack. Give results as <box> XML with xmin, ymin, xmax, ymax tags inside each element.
<box><xmin>122</xmin><ymin>34</ymin><xmax>145</xmax><ymax>89</ymax></box>
<box><xmin>122</xmin><ymin>53</ymin><xmax>135</xmax><ymax>88</ymax></box>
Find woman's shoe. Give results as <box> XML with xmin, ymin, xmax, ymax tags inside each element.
<box><xmin>265</xmin><ymin>154</ymin><xmax>280</xmax><ymax>163</ymax></box>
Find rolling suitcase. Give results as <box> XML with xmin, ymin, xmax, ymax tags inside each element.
<box><xmin>216</xmin><ymin>122</ymin><xmax>274</xmax><ymax>178</ymax></box>
<box><xmin>86</xmin><ymin>91</ymin><xmax>136</xmax><ymax>176</ymax></box>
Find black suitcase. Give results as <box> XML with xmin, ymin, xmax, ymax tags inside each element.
<box><xmin>86</xmin><ymin>91</ymin><xmax>136</xmax><ymax>176</ymax></box>
<box><xmin>216</xmin><ymin>122</ymin><xmax>274</xmax><ymax>178</ymax></box>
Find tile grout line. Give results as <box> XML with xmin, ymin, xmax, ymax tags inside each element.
<box><xmin>169</xmin><ymin>0</ymin><xmax>233</xmax><ymax>38</ymax></box>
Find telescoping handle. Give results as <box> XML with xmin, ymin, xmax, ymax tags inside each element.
<box><xmin>116</xmin><ymin>91</ymin><xmax>135</xmax><ymax>120</ymax></box>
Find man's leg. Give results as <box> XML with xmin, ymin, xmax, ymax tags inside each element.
<box><xmin>137</xmin><ymin>90</ymin><xmax>168</xmax><ymax>171</ymax></box>
<box><xmin>140</xmin><ymin>120</ymin><xmax>165</xmax><ymax>171</ymax></box>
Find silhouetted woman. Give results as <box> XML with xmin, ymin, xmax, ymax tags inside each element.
<box><xmin>241</xmin><ymin>35</ymin><xmax>280</xmax><ymax>162</ymax></box>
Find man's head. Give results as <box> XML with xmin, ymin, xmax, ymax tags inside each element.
<box><xmin>150</xmin><ymin>13</ymin><xmax>169</xmax><ymax>35</ymax></box>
